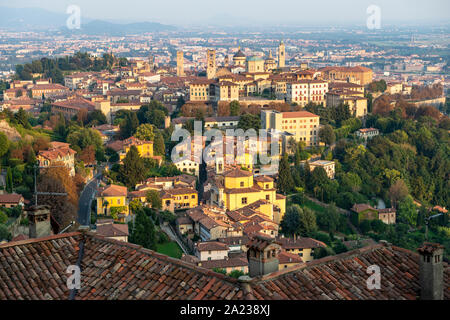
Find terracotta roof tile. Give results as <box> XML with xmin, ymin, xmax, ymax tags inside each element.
<box><xmin>0</xmin><ymin>233</ymin><xmax>448</xmax><ymax>300</ymax></box>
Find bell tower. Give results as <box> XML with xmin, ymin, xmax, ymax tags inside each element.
<box><xmin>278</xmin><ymin>41</ymin><xmax>285</xmax><ymax>68</ymax></box>
<box><xmin>176</xmin><ymin>51</ymin><xmax>185</xmax><ymax>77</ymax></box>
<box><xmin>207</xmin><ymin>49</ymin><xmax>216</xmax><ymax>79</ymax></box>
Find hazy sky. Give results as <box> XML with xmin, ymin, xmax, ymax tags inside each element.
<box><xmin>1</xmin><ymin>0</ymin><xmax>450</xmax><ymax>26</ymax></box>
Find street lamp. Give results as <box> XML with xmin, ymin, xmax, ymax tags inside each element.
<box><xmin>425</xmin><ymin>213</ymin><xmax>443</xmax><ymax>241</ymax></box>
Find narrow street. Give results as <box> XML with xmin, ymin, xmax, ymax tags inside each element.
<box><xmin>160</xmin><ymin>223</ymin><xmax>190</xmax><ymax>255</ymax></box>
<box><xmin>77</xmin><ymin>167</ymin><xmax>104</xmax><ymax>226</ymax></box>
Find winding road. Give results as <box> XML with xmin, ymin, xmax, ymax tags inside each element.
<box><xmin>77</xmin><ymin>168</ymin><xmax>103</xmax><ymax>226</ymax></box>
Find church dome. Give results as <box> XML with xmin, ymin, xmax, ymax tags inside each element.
<box><xmin>234</xmin><ymin>50</ymin><xmax>246</xmax><ymax>58</ymax></box>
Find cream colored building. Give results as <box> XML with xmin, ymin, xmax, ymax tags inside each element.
<box><xmin>214</xmin><ymin>81</ymin><xmax>240</xmax><ymax>102</ymax></box>
<box><xmin>326</xmin><ymin>91</ymin><xmax>368</xmax><ymax>117</ymax></box>
<box><xmin>233</xmin><ymin>48</ymin><xmax>246</xmax><ymax>66</ymax></box>
<box><xmin>246</xmin><ymin>56</ymin><xmax>265</xmax><ymax>73</ymax></box>
<box><xmin>309</xmin><ymin>160</ymin><xmax>335</xmax><ymax>179</ymax></box>
<box><xmin>262</xmin><ymin>110</ymin><xmax>320</xmax><ymax>147</ymax></box>
<box><xmin>264</xmin><ymin>50</ymin><xmax>277</xmax><ymax>72</ymax></box>
<box><xmin>286</xmin><ymin>80</ymin><xmax>329</xmax><ymax>106</ymax></box>
<box><xmin>195</xmin><ymin>242</ymin><xmax>230</xmax><ymax>261</ymax></box>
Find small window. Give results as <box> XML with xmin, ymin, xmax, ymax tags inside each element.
<box><xmin>240</xmin><ymin>181</ymin><xmax>244</xmax><ymax>187</ymax></box>
<box><xmin>242</xmin><ymin>197</ymin><xmax>248</xmax><ymax>204</ymax></box>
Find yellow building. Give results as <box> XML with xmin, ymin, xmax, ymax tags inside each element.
<box><xmin>209</xmin><ymin>167</ymin><xmax>286</xmax><ymax>224</ymax></box>
<box><xmin>96</xmin><ymin>184</ymin><xmax>129</xmax><ymax>222</ymax></box>
<box><xmin>189</xmin><ymin>80</ymin><xmax>213</xmax><ymax>101</ymax></box>
<box><xmin>214</xmin><ymin>81</ymin><xmax>239</xmax><ymax>102</ymax></box>
<box><xmin>161</xmin><ymin>187</ymin><xmax>198</xmax><ymax>212</ymax></box>
<box><xmin>246</xmin><ymin>56</ymin><xmax>265</xmax><ymax>73</ymax></box>
<box><xmin>319</xmin><ymin>66</ymin><xmax>373</xmax><ymax>85</ymax></box>
<box><xmin>278</xmin><ymin>251</ymin><xmax>303</xmax><ymax>270</ymax></box>
<box><xmin>116</xmin><ymin>136</ymin><xmax>154</xmax><ymax>161</ymax></box>
<box><xmin>326</xmin><ymin>90</ymin><xmax>368</xmax><ymax>117</ymax></box>
<box><xmin>277</xmin><ymin>236</ymin><xmax>326</xmax><ymax>263</ymax></box>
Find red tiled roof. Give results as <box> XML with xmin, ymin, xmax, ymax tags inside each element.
<box><xmin>196</xmin><ymin>241</ymin><xmax>229</xmax><ymax>252</ymax></box>
<box><xmin>281</xmin><ymin>111</ymin><xmax>318</xmax><ymax>119</ymax></box>
<box><xmin>0</xmin><ymin>193</ymin><xmax>24</xmax><ymax>204</ymax></box>
<box><xmin>0</xmin><ymin>233</ymin><xmax>448</xmax><ymax>300</ymax></box>
<box><xmin>97</xmin><ymin>185</ymin><xmax>127</xmax><ymax>197</ymax></box>
<box><xmin>277</xmin><ymin>237</ymin><xmax>326</xmax><ymax>250</ymax></box>
<box><xmin>96</xmin><ymin>221</ymin><xmax>129</xmax><ymax>238</ymax></box>
<box><xmin>0</xmin><ymin>232</ymin><xmax>244</xmax><ymax>300</ymax></box>
<box><xmin>199</xmin><ymin>257</ymin><xmax>248</xmax><ymax>270</ymax></box>
<box><xmin>278</xmin><ymin>251</ymin><xmax>303</xmax><ymax>265</ymax></box>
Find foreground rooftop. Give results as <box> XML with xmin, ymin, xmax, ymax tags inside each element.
<box><xmin>0</xmin><ymin>232</ymin><xmax>448</xmax><ymax>300</ymax></box>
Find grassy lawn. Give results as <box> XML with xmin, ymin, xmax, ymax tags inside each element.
<box><xmin>156</xmin><ymin>241</ymin><xmax>183</xmax><ymax>259</ymax></box>
<box><xmin>302</xmin><ymin>199</ymin><xmax>327</xmax><ymax>214</ymax></box>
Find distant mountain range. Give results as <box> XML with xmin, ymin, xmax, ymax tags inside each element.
<box><xmin>66</xmin><ymin>20</ymin><xmax>177</xmax><ymax>35</ymax></box>
<box><xmin>0</xmin><ymin>6</ymin><xmax>176</xmax><ymax>34</ymax></box>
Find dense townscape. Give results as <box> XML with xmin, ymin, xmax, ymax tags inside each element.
<box><xmin>0</xmin><ymin>4</ymin><xmax>449</xmax><ymax>303</ymax></box>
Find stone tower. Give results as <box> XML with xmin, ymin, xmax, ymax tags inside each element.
<box><xmin>28</xmin><ymin>205</ymin><xmax>52</xmax><ymax>239</ymax></box>
<box><xmin>417</xmin><ymin>242</ymin><xmax>444</xmax><ymax>300</ymax></box>
<box><xmin>148</xmin><ymin>53</ymin><xmax>155</xmax><ymax>70</ymax></box>
<box><xmin>176</xmin><ymin>51</ymin><xmax>185</xmax><ymax>77</ymax></box>
<box><xmin>278</xmin><ymin>40</ymin><xmax>285</xmax><ymax>68</ymax></box>
<box><xmin>206</xmin><ymin>49</ymin><xmax>216</xmax><ymax>79</ymax></box>
<box><xmin>247</xmin><ymin>234</ymin><xmax>281</xmax><ymax>278</ymax></box>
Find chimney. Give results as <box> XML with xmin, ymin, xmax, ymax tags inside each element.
<box><xmin>27</xmin><ymin>205</ymin><xmax>52</xmax><ymax>239</ymax></box>
<box><xmin>417</xmin><ymin>242</ymin><xmax>444</xmax><ymax>300</ymax></box>
<box><xmin>247</xmin><ymin>235</ymin><xmax>280</xmax><ymax>278</ymax></box>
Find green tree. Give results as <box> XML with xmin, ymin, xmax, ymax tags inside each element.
<box><xmin>160</xmin><ymin>210</ymin><xmax>176</xmax><ymax>223</ymax></box>
<box><xmin>153</xmin><ymin>130</ymin><xmax>165</xmax><ymax>156</ymax></box>
<box><xmin>228</xmin><ymin>270</ymin><xmax>245</xmax><ymax>279</ymax></box>
<box><xmin>229</xmin><ymin>101</ymin><xmax>241</xmax><ymax>116</ymax></box>
<box><xmin>0</xmin><ymin>211</ymin><xmax>8</xmax><ymax>224</ymax></box>
<box><xmin>0</xmin><ymin>224</ymin><xmax>11</xmax><ymax>241</ymax></box>
<box><xmin>146</xmin><ymin>190</ymin><xmax>162</xmax><ymax>210</ymax></box>
<box><xmin>277</xmin><ymin>153</ymin><xmax>294</xmax><ymax>194</ymax></box>
<box><xmin>6</xmin><ymin>167</ymin><xmax>13</xmax><ymax>193</ymax></box>
<box><xmin>135</xmin><ymin>123</ymin><xmax>155</xmax><ymax>141</ymax></box>
<box><xmin>87</xmin><ymin>110</ymin><xmax>107</xmax><ymax>126</ymax></box>
<box><xmin>398</xmin><ymin>195</ymin><xmax>418</xmax><ymax>226</ymax></box>
<box><xmin>15</xmin><ymin>108</ymin><xmax>31</xmax><ymax>129</ymax></box>
<box><xmin>319</xmin><ymin>124</ymin><xmax>336</xmax><ymax>146</ymax></box>
<box><xmin>340</xmin><ymin>172</ymin><xmax>362</xmax><ymax>193</ymax></box>
<box><xmin>67</xmin><ymin>128</ymin><xmax>103</xmax><ymax>152</ymax></box>
<box><xmin>280</xmin><ymin>205</ymin><xmax>301</xmax><ymax>236</ymax></box>
<box><xmin>237</xmin><ymin>114</ymin><xmax>261</xmax><ymax>131</ymax></box>
<box><xmin>0</xmin><ymin>132</ymin><xmax>9</xmax><ymax>157</ymax></box>
<box><xmin>128</xmin><ymin>208</ymin><xmax>156</xmax><ymax>250</ymax></box>
<box><xmin>119</xmin><ymin>111</ymin><xmax>139</xmax><ymax>138</ymax></box>
<box><xmin>317</xmin><ymin>203</ymin><xmax>341</xmax><ymax>234</ymax></box>
<box><xmin>119</xmin><ymin>146</ymin><xmax>146</xmax><ymax>188</ymax></box>
<box><xmin>298</xmin><ymin>207</ymin><xmax>317</xmax><ymax>236</ymax></box>
<box><xmin>129</xmin><ymin>198</ymin><xmax>143</xmax><ymax>213</ymax></box>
